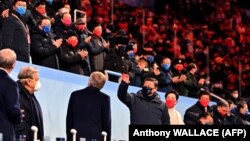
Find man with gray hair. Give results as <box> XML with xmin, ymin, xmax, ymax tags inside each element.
<box><xmin>66</xmin><ymin>71</ymin><xmax>111</xmax><ymax>141</ymax></box>
<box><xmin>15</xmin><ymin>66</ymin><xmax>44</xmax><ymax>141</ymax></box>
<box><xmin>0</xmin><ymin>48</ymin><xmax>22</xmax><ymax>141</ymax></box>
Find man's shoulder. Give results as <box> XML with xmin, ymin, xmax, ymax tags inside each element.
<box><xmin>0</xmin><ymin>70</ymin><xmax>16</xmax><ymax>85</ymax></box>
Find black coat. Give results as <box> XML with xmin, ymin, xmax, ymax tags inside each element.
<box><xmin>30</xmin><ymin>27</ymin><xmax>60</xmax><ymax>69</ymax></box>
<box><xmin>60</xmin><ymin>42</ymin><xmax>88</xmax><ymax>75</ymax></box>
<box><xmin>88</xmin><ymin>35</ymin><xmax>109</xmax><ymax>72</ymax></box>
<box><xmin>66</xmin><ymin>86</ymin><xmax>111</xmax><ymax>141</ymax></box>
<box><xmin>118</xmin><ymin>81</ymin><xmax>170</xmax><ymax>125</ymax></box>
<box><xmin>0</xmin><ymin>69</ymin><xmax>21</xmax><ymax>141</ymax></box>
<box><xmin>15</xmin><ymin>81</ymin><xmax>44</xmax><ymax>141</ymax></box>
<box><xmin>184</xmin><ymin>101</ymin><xmax>212</xmax><ymax>125</ymax></box>
<box><xmin>1</xmin><ymin>13</ymin><xmax>30</xmax><ymax>62</ymax></box>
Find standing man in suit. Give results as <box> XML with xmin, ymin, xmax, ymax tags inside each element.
<box><xmin>0</xmin><ymin>48</ymin><xmax>22</xmax><ymax>141</ymax></box>
<box><xmin>66</xmin><ymin>71</ymin><xmax>111</xmax><ymax>141</ymax></box>
<box><xmin>15</xmin><ymin>66</ymin><xmax>44</xmax><ymax>141</ymax></box>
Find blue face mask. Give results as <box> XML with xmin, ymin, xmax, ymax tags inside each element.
<box><xmin>162</xmin><ymin>64</ymin><xmax>171</xmax><ymax>70</ymax></box>
<box><xmin>42</xmin><ymin>25</ymin><xmax>51</xmax><ymax>33</ymax></box>
<box><xmin>147</xmin><ymin>56</ymin><xmax>154</xmax><ymax>63</ymax></box>
<box><xmin>47</xmin><ymin>0</ymin><xmax>54</xmax><ymax>5</ymax></box>
<box><xmin>16</xmin><ymin>6</ymin><xmax>26</xmax><ymax>15</ymax></box>
<box><xmin>128</xmin><ymin>52</ymin><xmax>135</xmax><ymax>59</ymax></box>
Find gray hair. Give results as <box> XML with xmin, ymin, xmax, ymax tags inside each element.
<box><xmin>89</xmin><ymin>71</ymin><xmax>106</xmax><ymax>89</ymax></box>
<box><xmin>0</xmin><ymin>48</ymin><xmax>16</xmax><ymax>69</ymax></box>
<box><xmin>18</xmin><ymin>66</ymin><xmax>39</xmax><ymax>80</ymax></box>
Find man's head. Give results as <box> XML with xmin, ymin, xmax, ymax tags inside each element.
<box><xmin>0</xmin><ymin>49</ymin><xmax>17</xmax><ymax>73</ymax></box>
<box><xmin>38</xmin><ymin>18</ymin><xmax>51</xmax><ymax>33</ymax></box>
<box><xmin>142</xmin><ymin>77</ymin><xmax>158</xmax><ymax>97</ymax></box>
<box><xmin>161</xmin><ymin>57</ymin><xmax>171</xmax><ymax>71</ymax></box>
<box><xmin>13</xmin><ymin>0</ymin><xmax>27</xmax><ymax>15</ymax></box>
<box><xmin>18</xmin><ymin>66</ymin><xmax>41</xmax><ymax>94</ymax></box>
<box><xmin>231</xmin><ymin>90</ymin><xmax>239</xmax><ymax>99</ymax></box>
<box><xmin>217</xmin><ymin>101</ymin><xmax>230</xmax><ymax>117</ymax></box>
<box><xmin>74</xmin><ymin>17</ymin><xmax>87</xmax><ymax>32</ymax></box>
<box><xmin>237</xmin><ymin>101</ymin><xmax>249</xmax><ymax>115</ymax></box>
<box><xmin>187</xmin><ymin>63</ymin><xmax>198</xmax><ymax>74</ymax></box>
<box><xmin>88</xmin><ymin>71</ymin><xmax>106</xmax><ymax>89</ymax></box>
<box><xmin>198</xmin><ymin>112</ymin><xmax>214</xmax><ymax>125</ymax></box>
<box><xmin>198</xmin><ymin>90</ymin><xmax>211</xmax><ymax>107</ymax></box>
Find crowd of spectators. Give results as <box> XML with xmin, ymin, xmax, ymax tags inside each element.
<box><xmin>0</xmin><ymin>0</ymin><xmax>249</xmax><ymax>102</ymax></box>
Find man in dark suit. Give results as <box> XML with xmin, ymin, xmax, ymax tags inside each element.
<box><xmin>15</xmin><ymin>66</ymin><xmax>44</xmax><ymax>141</ymax></box>
<box><xmin>0</xmin><ymin>48</ymin><xmax>22</xmax><ymax>141</ymax></box>
<box><xmin>66</xmin><ymin>71</ymin><xmax>111</xmax><ymax>141</ymax></box>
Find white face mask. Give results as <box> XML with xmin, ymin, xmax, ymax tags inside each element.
<box><xmin>34</xmin><ymin>80</ymin><xmax>41</xmax><ymax>91</ymax></box>
<box><xmin>232</xmin><ymin>93</ymin><xmax>238</xmax><ymax>99</ymax></box>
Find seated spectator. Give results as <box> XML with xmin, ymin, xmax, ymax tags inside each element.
<box><xmin>233</xmin><ymin>101</ymin><xmax>250</xmax><ymax>125</ymax></box>
<box><xmin>210</xmin><ymin>101</ymin><xmax>235</xmax><ymax>125</ymax></box>
<box><xmin>184</xmin><ymin>90</ymin><xmax>212</xmax><ymax>125</ymax></box>
<box><xmin>227</xmin><ymin>90</ymin><xmax>241</xmax><ymax>105</ymax></box>
<box><xmin>197</xmin><ymin>112</ymin><xmax>214</xmax><ymax>125</ymax></box>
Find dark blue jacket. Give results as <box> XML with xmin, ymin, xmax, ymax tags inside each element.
<box><xmin>0</xmin><ymin>69</ymin><xmax>21</xmax><ymax>141</ymax></box>
<box><xmin>66</xmin><ymin>86</ymin><xmax>111</xmax><ymax>141</ymax></box>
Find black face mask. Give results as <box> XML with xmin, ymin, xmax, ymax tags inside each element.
<box><xmin>141</xmin><ymin>86</ymin><xmax>152</xmax><ymax>97</ymax></box>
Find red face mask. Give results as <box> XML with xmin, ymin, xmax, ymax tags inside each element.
<box><xmin>200</xmin><ymin>99</ymin><xmax>209</xmax><ymax>107</ymax></box>
<box><xmin>166</xmin><ymin>99</ymin><xmax>176</xmax><ymax>108</ymax></box>
<box><xmin>62</xmin><ymin>19</ymin><xmax>72</xmax><ymax>26</ymax></box>
<box><xmin>37</xmin><ymin>8</ymin><xmax>46</xmax><ymax>15</ymax></box>
<box><xmin>220</xmin><ymin>112</ymin><xmax>227</xmax><ymax>117</ymax></box>
<box><xmin>67</xmin><ymin>38</ymin><xmax>78</xmax><ymax>48</ymax></box>
<box><xmin>175</xmin><ymin>64</ymin><xmax>184</xmax><ymax>71</ymax></box>
<box><xmin>76</xmin><ymin>25</ymin><xmax>85</xmax><ymax>32</ymax></box>
<box><xmin>95</xmin><ymin>29</ymin><xmax>102</xmax><ymax>37</ymax></box>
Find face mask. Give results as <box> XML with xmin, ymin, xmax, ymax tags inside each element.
<box><xmin>34</xmin><ymin>80</ymin><xmax>41</xmax><ymax>91</ymax></box>
<box><xmin>175</xmin><ymin>64</ymin><xmax>184</xmax><ymax>71</ymax></box>
<box><xmin>128</xmin><ymin>52</ymin><xmax>135</xmax><ymax>59</ymax></box>
<box><xmin>47</xmin><ymin>0</ymin><xmax>53</xmax><ymax>5</ymax></box>
<box><xmin>147</xmin><ymin>56</ymin><xmax>154</xmax><ymax>63</ymax></box>
<box><xmin>62</xmin><ymin>19</ymin><xmax>72</xmax><ymax>26</ymax></box>
<box><xmin>42</xmin><ymin>25</ymin><xmax>51</xmax><ymax>33</ymax></box>
<box><xmin>162</xmin><ymin>64</ymin><xmax>170</xmax><ymax>70</ymax></box>
<box><xmin>200</xmin><ymin>99</ymin><xmax>209</xmax><ymax>107</ymax></box>
<box><xmin>37</xmin><ymin>8</ymin><xmax>46</xmax><ymax>15</ymax></box>
<box><xmin>232</xmin><ymin>94</ymin><xmax>238</xmax><ymax>99</ymax></box>
<box><xmin>220</xmin><ymin>112</ymin><xmax>227</xmax><ymax>117</ymax></box>
<box><xmin>67</xmin><ymin>38</ymin><xmax>78</xmax><ymax>48</ymax></box>
<box><xmin>166</xmin><ymin>99</ymin><xmax>176</xmax><ymax>108</ymax></box>
<box><xmin>141</xmin><ymin>86</ymin><xmax>152</xmax><ymax>97</ymax></box>
<box><xmin>95</xmin><ymin>29</ymin><xmax>102</xmax><ymax>37</ymax></box>
<box><xmin>76</xmin><ymin>25</ymin><xmax>85</xmax><ymax>32</ymax></box>
<box><xmin>16</xmin><ymin>6</ymin><xmax>26</xmax><ymax>15</ymax></box>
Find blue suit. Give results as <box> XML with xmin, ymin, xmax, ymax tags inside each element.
<box><xmin>0</xmin><ymin>69</ymin><xmax>21</xmax><ymax>141</ymax></box>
